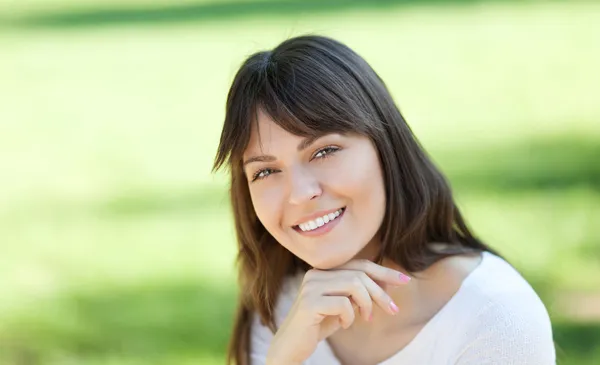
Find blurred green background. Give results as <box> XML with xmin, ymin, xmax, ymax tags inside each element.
<box><xmin>1</xmin><ymin>0</ymin><xmax>599</xmax><ymax>364</ymax></box>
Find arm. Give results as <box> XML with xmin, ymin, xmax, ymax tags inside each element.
<box><xmin>249</xmin><ymin>312</ymin><xmax>307</xmax><ymax>365</ymax></box>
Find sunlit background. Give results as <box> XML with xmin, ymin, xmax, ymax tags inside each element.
<box><xmin>1</xmin><ymin>0</ymin><xmax>599</xmax><ymax>364</ymax></box>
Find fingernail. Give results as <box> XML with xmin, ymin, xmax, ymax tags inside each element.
<box><xmin>399</xmin><ymin>273</ymin><xmax>411</xmax><ymax>283</ymax></box>
<box><xmin>368</xmin><ymin>313</ymin><xmax>373</xmax><ymax>322</ymax></box>
<box><xmin>389</xmin><ymin>301</ymin><xmax>399</xmax><ymax>314</ymax></box>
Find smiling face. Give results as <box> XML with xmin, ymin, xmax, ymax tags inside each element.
<box><xmin>242</xmin><ymin>109</ymin><xmax>387</xmax><ymax>269</ymax></box>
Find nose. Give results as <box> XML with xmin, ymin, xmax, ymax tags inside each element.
<box><xmin>287</xmin><ymin>165</ymin><xmax>322</xmax><ymax>205</ymax></box>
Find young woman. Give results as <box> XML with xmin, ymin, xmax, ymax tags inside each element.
<box><xmin>213</xmin><ymin>35</ymin><xmax>555</xmax><ymax>365</ymax></box>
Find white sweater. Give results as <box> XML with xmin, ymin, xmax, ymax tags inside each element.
<box><xmin>249</xmin><ymin>252</ymin><xmax>556</xmax><ymax>364</ymax></box>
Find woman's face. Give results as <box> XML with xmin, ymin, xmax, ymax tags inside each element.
<box><xmin>242</xmin><ymin>109</ymin><xmax>387</xmax><ymax>269</ymax></box>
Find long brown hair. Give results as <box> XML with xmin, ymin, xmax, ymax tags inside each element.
<box><xmin>213</xmin><ymin>35</ymin><xmax>499</xmax><ymax>365</ymax></box>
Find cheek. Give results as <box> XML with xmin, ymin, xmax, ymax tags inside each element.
<box><xmin>323</xmin><ymin>152</ymin><xmax>386</xmax><ymax>204</ymax></box>
<box><xmin>249</xmin><ymin>183</ymin><xmax>286</xmax><ymax>231</ymax></box>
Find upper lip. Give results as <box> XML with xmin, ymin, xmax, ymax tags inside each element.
<box><xmin>292</xmin><ymin>207</ymin><xmax>345</xmax><ymax>227</ymax></box>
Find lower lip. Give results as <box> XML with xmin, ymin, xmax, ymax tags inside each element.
<box><xmin>293</xmin><ymin>208</ymin><xmax>346</xmax><ymax>237</ymax></box>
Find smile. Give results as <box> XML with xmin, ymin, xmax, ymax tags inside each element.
<box><xmin>293</xmin><ymin>207</ymin><xmax>346</xmax><ymax>236</ymax></box>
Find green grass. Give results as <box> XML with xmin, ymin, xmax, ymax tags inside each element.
<box><xmin>1</xmin><ymin>1</ymin><xmax>600</xmax><ymax>364</ymax></box>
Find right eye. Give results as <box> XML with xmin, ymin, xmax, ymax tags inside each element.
<box><xmin>252</xmin><ymin>168</ymin><xmax>275</xmax><ymax>182</ymax></box>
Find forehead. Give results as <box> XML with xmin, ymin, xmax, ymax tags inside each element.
<box><xmin>243</xmin><ymin>109</ymin><xmax>304</xmax><ymax>157</ymax></box>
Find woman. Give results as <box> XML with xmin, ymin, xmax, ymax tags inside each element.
<box><xmin>213</xmin><ymin>35</ymin><xmax>555</xmax><ymax>365</ymax></box>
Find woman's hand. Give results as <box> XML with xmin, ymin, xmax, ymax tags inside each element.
<box><xmin>265</xmin><ymin>259</ymin><xmax>411</xmax><ymax>365</ymax></box>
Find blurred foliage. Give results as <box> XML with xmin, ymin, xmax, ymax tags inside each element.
<box><xmin>1</xmin><ymin>0</ymin><xmax>568</xmax><ymax>28</ymax></box>
<box><xmin>1</xmin><ymin>0</ymin><xmax>599</xmax><ymax>364</ymax></box>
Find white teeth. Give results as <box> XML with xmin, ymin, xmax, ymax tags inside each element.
<box><xmin>297</xmin><ymin>208</ymin><xmax>344</xmax><ymax>232</ymax></box>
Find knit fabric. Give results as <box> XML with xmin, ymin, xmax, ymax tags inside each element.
<box><xmin>249</xmin><ymin>252</ymin><xmax>556</xmax><ymax>365</ymax></box>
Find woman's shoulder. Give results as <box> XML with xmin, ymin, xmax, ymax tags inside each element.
<box><xmin>463</xmin><ymin>252</ymin><xmax>549</xmax><ymax>309</ymax></box>
<box><xmin>449</xmin><ymin>252</ymin><xmax>551</xmax><ymax>322</ymax></box>
<box><xmin>444</xmin><ymin>252</ymin><xmax>556</xmax><ymax>363</ymax></box>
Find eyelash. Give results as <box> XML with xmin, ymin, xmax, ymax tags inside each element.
<box><xmin>251</xmin><ymin>145</ymin><xmax>340</xmax><ymax>182</ymax></box>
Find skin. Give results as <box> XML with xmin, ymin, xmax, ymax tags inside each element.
<box><xmin>243</xmin><ymin>109</ymin><xmax>482</xmax><ymax>365</ymax></box>
<box><xmin>243</xmin><ymin>108</ymin><xmax>386</xmax><ymax>270</ymax></box>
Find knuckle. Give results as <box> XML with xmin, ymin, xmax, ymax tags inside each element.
<box><xmin>346</xmin><ymin>303</ymin><xmax>356</xmax><ymax>319</ymax></box>
<box><xmin>350</xmin><ymin>275</ymin><xmax>363</xmax><ymax>288</ymax></box>
<box><xmin>357</xmin><ymin>259</ymin><xmax>370</xmax><ymax>269</ymax></box>
<box><xmin>358</xmin><ymin>271</ymin><xmax>369</xmax><ymax>281</ymax></box>
<box><xmin>342</xmin><ymin>297</ymin><xmax>353</xmax><ymax>311</ymax></box>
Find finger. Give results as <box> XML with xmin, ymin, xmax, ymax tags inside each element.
<box><xmin>320</xmin><ymin>275</ymin><xmax>373</xmax><ymax>322</ymax></box>
<box><xmin>336</xmin><ymin>259</ymin><xmax>411</xmax><ymax>286</ymax></box>
<box><xmin>318</xmin><ymin>271</ymin><xmax>399</xmax><ymax>316</ymax></box>
<box><xmin>317</xmin><ymin>296</ymin><xmax>355</xmax><ymax>329</ymax></box>
<box><xmin>358</xmin><ymin>272</ymin><xmax>399</xmax><ymax>315</ymax></box>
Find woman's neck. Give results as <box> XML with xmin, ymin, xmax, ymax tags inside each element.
<box><xmin>336</xmin><ymin>250</ymin><xmax>483</xmax><ymax>342</ymax></box>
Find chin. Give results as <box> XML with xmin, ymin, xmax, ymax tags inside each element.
<box><xmin>305</xmin><ymin>251</ymin><xmax>357</xmax><ymax>270</ymax></box>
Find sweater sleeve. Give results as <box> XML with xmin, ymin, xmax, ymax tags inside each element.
<box><xmin>248</xmin><ymin>312</ymin><xmax>274</xmax><ymax>365</ymax></box>
<box><xmin>453</xmin><ymin>296</ymin><xmax>556</xmax><ymax>365</ymax></box>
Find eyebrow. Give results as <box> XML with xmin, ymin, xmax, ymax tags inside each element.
<box><xmin>242</xmin><ymin>135</ymin><xmax>321</xmax><ymax>168</ymax></box>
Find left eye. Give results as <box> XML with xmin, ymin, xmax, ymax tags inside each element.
<box><xmin>312</xmin><ymin>146</ymin><xmax>339</xmax><ymax>159</ymax></box>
